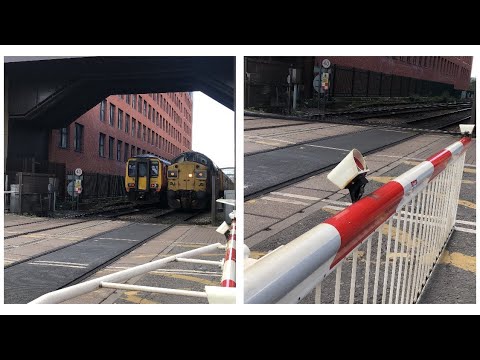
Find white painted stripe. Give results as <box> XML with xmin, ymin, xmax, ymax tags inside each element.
<box><xmin>372</xmin><ymin>154</ymin><xmax>475</xmax><ymax>168</ymax></box>
<box><xmin>455</xmin><ymin>219</ymin><xmax>476</xmax><ymax>226</ymax></box>
<box><xmin>33</xmin><ymin>260</ymin><xmax>89</xmax><ymax>266</ymax></box>
<box><xmin>29</xmin><ymin>263</ymin><xmax>87</xmax><ymax>269</ymax></box>
<box><xmin>380</xmin><ymin>129</ymin><xmax>412</xmax><ymax>134</ymax></box>
<box><xmin>321</xmin><ymin>199</ymin><xmax>352</xmax><ymax>206</ymax></box>
<box><xmin>271</xmin><ymin>192</ymin><xmax>321</xmax><ymax>201</ymax></box>
<box><xmin>96</xmin><ymin>237</ymin><xmax>139</xmax><ymax>242</ymax></box>
<box><xmin>323</xmin><ymin>205</ymin><xmax>346</xmax><ymax>211</ymax></box>
<box><xmin>445</xmin><ymin>141</ymin><xmax>464</xmax><ymax>156</ymax></box>
<box><xmin>261</xmin><ymin>196</ymin><xmax>310</xmax><ymax>206</ymax></box>
<box><xmin>305</xmin><ymin>144</ymin><xmax>350</xmax><ymax>152</ymax></box>
<box><xmin>394</xmin><ymin>161</ymin><xmax>434</xmax><ymax>194</ymax></box>
<box><xmin>454</xmin><ymin>227</ymin><xmax>476</xmax><ymax>234</ymax></box>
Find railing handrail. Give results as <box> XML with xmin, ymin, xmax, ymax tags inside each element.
<box><xmin>245</xmin><ymin>137</ymin><xmax>472</xmax><ymax>304</ymax></box>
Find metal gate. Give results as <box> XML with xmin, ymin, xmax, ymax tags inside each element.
<box><xmin>245</xmin><ymin>136</ymin><xmax>471</xmax><ymax>304</ymax></box>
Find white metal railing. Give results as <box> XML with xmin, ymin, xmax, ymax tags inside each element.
<box><xmin>317</xmin><ymin>153</ymin><xmax>465</xmax><ymax>304</ymax></box>
<box><xmin>245</xmin><ymin>136</ymin><xmax>471</xmax><ymax>304</ymax></box>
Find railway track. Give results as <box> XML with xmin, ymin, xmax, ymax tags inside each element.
<box><xmin>244</xmin><ymin>127</ymin><xmax>417</xmax><ymax>201</ymax></box>
<box><xmin>4</xmin><ymin>221</ymin><xmax>176</xmax><ymax>303</ymax></box>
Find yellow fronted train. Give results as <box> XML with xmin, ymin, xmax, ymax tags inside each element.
<box><xmin>167</xmin><ymin>151</ymin><xmax>234</xmax><ymax>210</ymax></box>
<box><xmin>125</xmin><ymin>155</ymin><xmax>170</xmax><ymax>204</ymax></box>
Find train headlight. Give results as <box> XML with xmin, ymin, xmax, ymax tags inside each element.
<box><xmin>195</xmin><ymin>170</ymin><xmax>207</xmax><ymax>179</ymax></box>
<box><xmin>189</xmin><ymin>174</ymin><xmax>193</xmax><ymax>178</ymax></box>
<box><xmin>128</xmin><ymin>183</ymin><xmax>135</xmax><ymax>188</ymax></box>
<box><xmin>168</xmin><ymin>170</ymin><xmax>178</xmax><ymax>179</ymax></box>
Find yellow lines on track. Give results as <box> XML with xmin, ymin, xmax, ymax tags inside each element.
<box><xmin>439</xmin><ymin>251</ymin><xmax>476</xmax><ymax>273</ymax></box>
<box><xmin>403</xmin><ymin>160</ymin><xmax>422</xmax><ymax>166</ymax></box>
<box><xmin>121</xmin><ymin>291</ymin><xmax>158</xmax><ymax>304</ymax></box>
<box><xmin>249</xmin><ymin>251</ymin><xmax>268</xmax><ymax>259</ymax></box>
<box><xmin>463</xmin><ymin>168</ymin><xmax>476</xmax><ymax>174</ymax></box>
<box><xmin>462</xmin><ymin>180</ymin><xmax>475</xmax><ymax>184</ymax></box>
<box><xmin>369</xmin><ymin>176</ymin><xmax>394</xmax><ymax>184</ymax></box>
<box><xmin>458</xmin><ymin>200</ymin><xmax>476</xmax><ymax>209</ymax></box>
<box><xmin>152</xmin><ymin>273</ymin><xmax>218</xmax><ymax>286</ymax></box>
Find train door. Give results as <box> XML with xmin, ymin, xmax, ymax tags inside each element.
<box><xmin>136</xmin><ymin>160</ymin><xmax>149</xmax><ymax>192</ymax></box>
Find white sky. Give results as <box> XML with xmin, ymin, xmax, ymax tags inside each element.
<box><xmin>192</xmin><ymin>92</ymin><xmax>235</xmax><ymax>168</ymax></box>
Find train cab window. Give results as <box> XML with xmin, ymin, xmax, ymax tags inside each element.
<box><xmin>198</xmin><ymin>155</ymin><xmax>208</xmax><ymax>165</ymax></box>
<box><xmin>138</xmin><ymin>162</ymin><xmax>147</xmax><ymax>177</ymax></box>
<box><xmin>150</xmin><ymin>162</ymin><xmax>159</xmax><ymax>177</ymax></box>
<box><xmin>128</xmin><ymin>162</ymin><xmax>137</xmax><ymax>177</ymax></box>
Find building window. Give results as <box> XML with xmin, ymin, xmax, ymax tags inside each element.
<box><xmin>109</xmin><ymin>104</ymin><xmax>115</xmax><ymax>126</ymax></box>
<box><xmin>143</xmin><ymin>125</ymin><xmax>146</xmax><ymax>141</ymax></box>
<box><xmin>99</xmin><ymin>133</ymin><xmax>106</xmax><ymax>157</ymax></box>
<box><xmin>138</xmin><ymin>96</ymin><xmax>142</xmax><ymax>113</ymax></box>
<box><xmin>59</xmin><ymin>127</ymin><xmax>69</xmax><ymax>149</ymax></box>
<box><xmin>132</xmin><ymin>118</ymin><xmax>136</xmax><ymax>137</ymax></box>
<box><xmin>143</xmin><ymin>100</ymin><xmax>147</xmax><ymax>117</ymax></box>
<box><xmin>118</xmin><ymin>109</ymin><xmax>123</xmax><ymax>130</ymax></box>
<box><xmin>100</xmin><ymin>100</ymin><xmax>106</xmax><ymax>121</ymax></box>
<box><xmin>124</xmin><ymin>143</ymin><xmax>129</xmax><ymax>162</ymax></box>
<box><xmin>137</xmin><ymin>122</ymin><xmax>142</xmax><ymax>139</ymax></box>
<box><xmin>125</xmin><ymin>114</ymin><xmax>130</xmax><ymax>134</ymax></box>
<box><xmin>148</xmin><ymin>129</ymin><xmax>151</xmax><ymax>144</ymax></box>
<box><xmin>132</xmin><ymin>95</ymin><xmax>136</xmax><ymax>110</ymax></box>
<box><xmin>74</xmin><ymin>123</ymin><xmax>84</xmax><ymax>152</ymax></box>
<box><xmin>117</xmin><ymin>140</ymin><xmax>122</xmax><ymax>161</ymax></box>
<box><xmin>131</xmin><ymin>145</ymin><xmax>135</xmax><ymax>158</ymax></box>
<box><xmin>148</xmin><ymin>105</ymin><xmax>152</xmax><ymax>120</ymax></box>
<box><xmin>156</xmin><ymin>133</ymin><xmax>159</xmax><ymax>148</ymax></box>
<box><xmin>109</xmin><ymin>137</ymin><xmax>115</xmax><ymax>159</ymax></box>
<box><xmin>126</xmin><ymin>94</ymin><xmax>130</xmax><ymax>105</ymax></box>
<box><xmin>156</xmin><ymin>112</ymin><xmax>159</xmax><ymax>126</ymax></box>
<box><xmin>137</xmin><ymin>148</ymin><xmax>141</xmax><ymax>155</ymax></box>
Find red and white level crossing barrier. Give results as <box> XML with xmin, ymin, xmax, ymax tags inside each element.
<box><xmin>221</xmin><ymin>218</ymin><xmax>236</xmax><ymax>287</ymax></box>
<box><xmin>245</xmin><ymin>136</ymin><xmax>472</xmax><ymax>304</ymax></box>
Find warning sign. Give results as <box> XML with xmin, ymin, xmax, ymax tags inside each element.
<box><xmin>75</xmin><ymin>179</ymin><xmax>82</xmax><ymax>194</ymax></box>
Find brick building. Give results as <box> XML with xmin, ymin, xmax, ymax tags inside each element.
<box><xmin>314</xmin><ymin>56</ymin><xmax>473</xmax><ymax>91</ymax></box>
<box><xmin>49</xmin><ymin>92</ymin><xmax>193</xmax><ymax>175</ymax></box>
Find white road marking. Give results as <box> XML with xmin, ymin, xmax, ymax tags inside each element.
<box><xmin>33</xmin><ymin>260</ymin><xmax>89</xmax><ymax>266</ymax></box>
<box><xmin>380</xmin><ymin>129</ymin><xmax>412</xmax><ymax>134</ymax></box>
<box><xmin>261</xmin><ymin>196</ymin><xmax>310</xmax><ymax>206</ymax></box>
<box><xmin>305</xmin><ymin>144</ymin><xmax>350</xmax><ymax>152</ymax></box>
<box><xmin>455</xmin><ymin>220</ymin><xmax>476</xmax><ymax>227</ymax></box>
<box><xmin>454</xmin><ymin>227</ymin><xmax>476</xmax><ymax>234</ymax></box>
<box><xmin>321</xmin><ymin>199</ymin><xmax>352</xmax><ymax>206</ymax></box>
<box><xmin>96</xmin><ymin>237</ymin><xmax>139</xmax><ymax>242</ymax></box>
<box><xmin>323</xmin><ymin>205</ymin><xmax>346</xmax><ymax>211</ymax></box>
<box><xmin>270</xmin><ymin>192</ymin><xmax>321</xmax><ymax>201</ymax></box>
<box><xmin>28</xmin><ymin>262</ymin><xmax>88</xmax><ymax>269</ymax></box>
<box><xmin>371</xmin><ymin>153</ymin><xmax>475</xmax><ymax>168</ymax></box>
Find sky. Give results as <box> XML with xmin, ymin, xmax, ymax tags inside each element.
<box><xmin>192</xmin><ymin>92</ymin><xmax>235</xmax><ymax>169</ymax></box>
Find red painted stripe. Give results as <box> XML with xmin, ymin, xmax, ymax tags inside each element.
<box><xmin>427</xmin><ymin>149</ymin><xmax>452</xmax><ymax>180</ymax></box>
<box><xmin>326</xmin><ymin>181</ymin><xmax>405</xmax><ymax>268</ymax></box>
<box><xmin>221</xmin><ymin>279</ymin><xmax>236</xmax><ymax>288</ymax></box>
<box><xmin>228</xmin><ymin>234</ymin><xmax>237</xmax><ymax>241</ymax></box>
<box><xmin>460</xmin><ymin>137</ymin><xmax>471</xmax><ymax>147</ymax></box>
<box><xmin>224</xmin><ymin>248</ymin><xmax>237</xmax><ymax>262</ymax></box>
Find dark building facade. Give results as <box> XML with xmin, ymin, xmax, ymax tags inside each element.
<box><xmin>314</xmin><ymin>56</ymin><xmax>473</xmax><ymax>91</ymax></box>
<box><xmin>49</xmin><ymin>92</ymin><xmax>193</xmax><ymax>176</ymax></box>
<box><xmin>245</xmin><ymin>56</ymin><xmax>473</xmax><ymax>108</ymax></box>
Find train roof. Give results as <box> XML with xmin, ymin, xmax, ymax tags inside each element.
<box><xmin>171</xmin><ymin>151</ymin><xmax>218</xmax><ymax>169</ymax></box>
<box><xmin>128</xmin><ymin>154</ymin><xmax>171</xmax><ymax>165</ymax></box>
